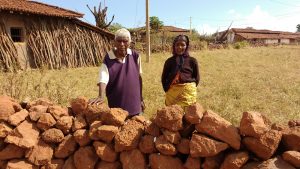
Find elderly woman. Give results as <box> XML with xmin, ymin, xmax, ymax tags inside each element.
<box><xmin>90</xmin><ymin>28</ymin><xmax>144</xmax><ymax>116</ymax></box>
<box><xmin>161</xmin><ymin>35</ymin><xmax>200</xmax><ymax>107</ymax></box>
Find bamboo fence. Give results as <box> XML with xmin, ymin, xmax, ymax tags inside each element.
<box><xmin>25</xmin><ymin>17</ymin><xmax>112</xmax><ymax>69</ymax></box>
<box><xmin>0</xmin><ymin>15</ymin><xmax>112</xmax><ymax>71</ymax></box>
<box><xmin>0</xmin><ymin>20</ymin><xmax>20</xmax><ymax>72</ymax></box>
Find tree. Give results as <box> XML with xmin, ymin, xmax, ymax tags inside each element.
<box><xmin>108</xmin><ymin>23</ymin><xmax>123</xmax><ymax>33</ymax></box>
<box><xmin>150</xmin><ymin>16</ymin><xmax>164</xmax><ymax>32</ymax></box>
<box><xmin>87</xmin><ymin>1</ymin><xmax>114</xmax><ymax>29</ymax></box>
<box><xmin>297</xmin><ymin>24</ymin><xmax>300</xmax><ymax>32</ymax></box>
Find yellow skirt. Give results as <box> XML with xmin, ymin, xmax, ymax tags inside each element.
<box><xmin>165</xmin><ymin>82</ymin><xmax>197</xmax><ymax>107</ymax></box>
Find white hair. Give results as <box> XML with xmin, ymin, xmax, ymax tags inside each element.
<box><xmin>115</xmin><ymin>28</ymin><xmax>131</xmax><ymax>42</ymax></box>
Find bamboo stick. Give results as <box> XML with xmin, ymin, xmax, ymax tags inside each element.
<box><xmin>20</xmin><ymin>16</ymin><xmax>113</xmax><ymax>70</ymax></box>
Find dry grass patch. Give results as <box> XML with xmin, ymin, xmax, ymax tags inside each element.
<box><xmin>1</xmin><ymin>45</ymin><xmax>299</xmax><ymax>125</ymax></box>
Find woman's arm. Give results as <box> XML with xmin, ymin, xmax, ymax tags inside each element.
<box><xmin>161</xmin><ymin>60</ymin><xmax>171</xmax><ymax>92</ymax></box>
<box><xmin>193</xmin><ymin>58</ymin><xmax>200</xmax><ymax>86</ymax></box>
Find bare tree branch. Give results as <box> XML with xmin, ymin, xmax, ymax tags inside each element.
<box><xmin>87</xmin><ymin>1</ymin><xmax>114</xmax><ymax>29</ymax></box>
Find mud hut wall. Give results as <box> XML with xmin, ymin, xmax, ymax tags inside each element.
<box><xmin>233</xmin><ymin>34</ymin><xmax>247</xmax><ymax>43</ymax></box>
<box><xmin>265</xmin><ymin>39</ymin><xmax>279</xmax><ymax>44</ymax></box>
<box><xmin>227</xmin><ymin>32</ymin><xmax>235</xmax><ymax>43</ymax></box>
<box><xmin>280</xmin><ymin>39</ymin><xmax>290</xmax><ymax>44</ymax></box>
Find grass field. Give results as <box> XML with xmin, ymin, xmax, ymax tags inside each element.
<box><xmin>1</xmin><ymin>45</ymin><xmax>299</xmax><ymax>125</ymax></box>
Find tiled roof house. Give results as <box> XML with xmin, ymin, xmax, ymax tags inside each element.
<box><xmin>217</xmin><ymin>28</ymin><xmax>300</xmax><ymax>44</ymax></box>
<box><xmin>0</xmin><ymin>0</ymin><xmax>114</xmax><ymax>71</ymax></box>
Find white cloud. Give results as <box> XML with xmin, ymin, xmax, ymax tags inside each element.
<box><xmin>195</xmin><ymin>5</ymin><xmax>300</xmax><ymax>34</ymax></box>
<box><xmin>232</xmin><ymin>5</ymin><xmax>300</xmax><ymax>32</ymax></box>
<box><xmin>196</xmin><ymin>24</ymin><xmax>229</xmax><ymax>35</ymax></box>
<box><xmin>196</xmin><ymin>24</ymin><xmax>218</xmax><ymax>35</ymax></box>
<box><xmin>243</xmin><ymin>5</ymin><xmax>276</xmax><ymax>29</ymax></box>
<box><xmin>196</xmin><ymin>20</ymin><xmax>236</xmax><ymax>34</ymax></box>
<box><xmin>228</xmin><ymin>9</ymin><xmax>236</xmax><ymax>14</ymax></box>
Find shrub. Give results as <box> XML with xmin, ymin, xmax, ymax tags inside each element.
<box><xmin>190</xmin><ymin>40</ymin><xmax>208</xmax><ymax>50</ymax></box>
<box><xmin>233</xmin><ymin>41</ymin><xmax>250</xmax><ymax>49</ymax></box>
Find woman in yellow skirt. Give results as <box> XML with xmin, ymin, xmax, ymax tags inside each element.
<box><xmin>161</xmin><ymin>35</ymin><xmax>200</xmax><ymax>107</ymax></box>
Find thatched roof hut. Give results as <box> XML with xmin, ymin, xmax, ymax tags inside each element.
<box><xmin>0</xmin><ymin>0</ymin><xmax>114</xmax><ymax>71</ymax></box>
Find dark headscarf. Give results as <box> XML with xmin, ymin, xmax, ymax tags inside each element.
<box><xmin>172</xmin><ymin>34</ymin><xmax>190</xmax><ymax>57</ymax></box>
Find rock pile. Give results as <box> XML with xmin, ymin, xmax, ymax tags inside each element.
<box><xmin>0</xmin><ymin>95</ymin><xmax>299</xmax><ymax>169</ymax></box>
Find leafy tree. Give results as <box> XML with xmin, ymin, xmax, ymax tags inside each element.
<box><xmin>87</xmin><ymin>1</ymin><xmax>114</xmax><ymax>29</ymax></box>
<box><xmin>297</xmin><ymin>24</ymin><xmax>300</xmax><ymax>32</ymax></box>
<box><xmin>150</xmin><ymin>16</ymin><xmax>164</xmax><ymax>32</ymax></box>
<box><xmin>108</xmin><ymin>23</ymin><xmax>123</xmax><ymax>33</ymax></box>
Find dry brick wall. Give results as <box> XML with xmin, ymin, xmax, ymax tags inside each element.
<box><xmin>0</xmin><ymin>95</ymin><xmax>299</xmax><ymax>169</ymax></box>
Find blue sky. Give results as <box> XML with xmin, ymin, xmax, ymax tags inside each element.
<box><xmin>36</xmin><ymin>0</ymin><xmax>300</xmax><ymax>34</ymax></box>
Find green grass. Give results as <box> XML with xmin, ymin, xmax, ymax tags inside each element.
<box><xmin>1</xmin><ymin>45</ymin><xmax>300</xmax><ymax>125</ymax></box>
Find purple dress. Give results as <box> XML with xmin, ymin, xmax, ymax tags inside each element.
<box><xmin>103</xmin><ymin>50</ymin><xmax>142</xmax><ymax>115</ymax></box>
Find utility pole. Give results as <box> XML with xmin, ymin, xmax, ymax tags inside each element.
<box><xmin>190</xmin><ymin>16</ymin><xmax>192</xmax><ymax>35</ymax></box>
<box><xmin>146</xmin><ymin>0</ymin><xmax>150</xmax><ymax>63</ymax></box>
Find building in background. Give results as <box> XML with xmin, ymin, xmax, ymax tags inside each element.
<box><xmin>217</xmin><ymin>28</ymin><xmax>300</xmax><ymax>45</ymax></box>
<box><xmin>131</xmin><ymin>25</ymin><xmax>189</xmax><ymax>42</ymax></box>
<box><xmin>0</xmin><ymin>0</ymin><xmax>114</xmax><ymax>71</ymax></box>
<box><xmin>130</xmin><ymin>25</ymin><xmax>190</xmax><ymax>52</ymax></box>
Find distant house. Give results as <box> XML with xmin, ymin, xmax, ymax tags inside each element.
<box><xmin>0</xmin><ymin>0</ymin><xmax>114</xmax><ymax>71</ymax></box>
<box><xmin>160</xmin><ymin>26</ymin><xmax>190</xmax><ymax>33</ymax></box>
<box><xmin>130</xmin><ymin>25</ymin><xmax>190</xmax><ymax>42</ymax></box>
<box><xmin>217</xmin><ymin>28</ymin><xmax>300</xmax><ymax>45</ymax></box>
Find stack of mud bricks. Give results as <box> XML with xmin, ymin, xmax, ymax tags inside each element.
<box><xmin>0</xmin><ymin>95</ymin><xmax>299</xmax><ymax>169</ymax></box>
